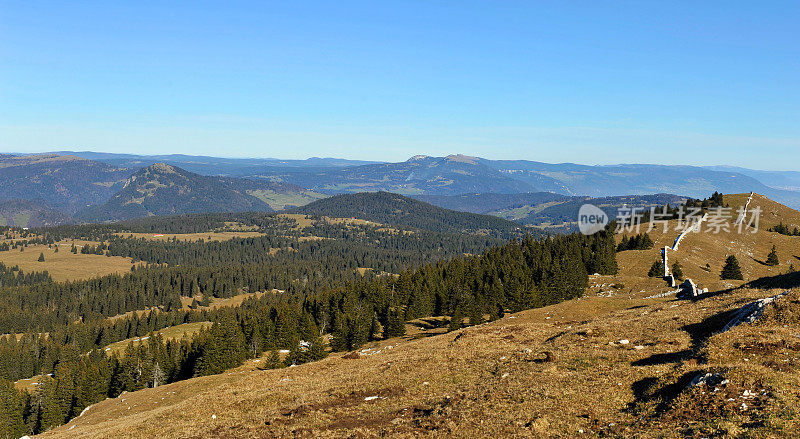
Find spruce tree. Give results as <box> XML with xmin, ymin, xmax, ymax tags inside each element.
<box><xmin>383</xmin><ymin>307</ymin><xmax>406</xmax><ymax>338</ymax></box>
<box><xmin>671</xmin><ymin>261</ymin><xmax>684</xmax><ymax>280</ymax></box>
<box><xmin>647</xmin><ymin>260</ymin><xmax>664</xmax><ymax>277</ymax></box>
<box><xmin>194</xmin><ymin>319</ymin><xmax>247</xmax><ymax>377</ymax></box>
<box><xmin>0</xmin><ymin>380</ymin><xmax>26</xmax><ymax>439</ymax></box>
<box><xmin>448</xmin><ymin>307</ymin><xmax>464</xmax><ymax>332</ymax></box>
<box><xmin>307</xmin><ymin>333</ymin><xmax>328</xmax><ymax>362</ymax></box>
<box><xmin>469</xmin><ymin>307</ymin><xmax>484</xmax><ymax>326</ymax></box>
<box><xmin>38</xmin><ymin>252</ymin><xmax>45</xmax><ymax>262</ymax></box>
<box><xmin>261</xmin><ymin>350</ymin><xmax>282</xmax><ymax>370</ymax></box>
<box><xmin>721</xmin><ymin>255</ymin><xmax>744</xmax><ymax>280</ymax></box>
<box><xmin>765</xmin><ymin>245</ymin><xmax>779</xmax><ymax>266</ymax></box>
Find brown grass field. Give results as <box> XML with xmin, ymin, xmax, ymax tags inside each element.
<box><xmin>178</xmin><ymin>290</ymin><xmax>277</xmax><ymax>311</ymax></box>
<box><xmin>40</xmin><ymin>283</ymin><xmax>800</xmax><ymax>438</ymax></box>
<box><xmin>34</xmin><ymin>194</ymin><xmax>800</xmax><ymax>437</ymax></box>
<box><xmin>0</xmin><ymin>242</ymin><xmax>141</xmax><ymax>281</ymax></box>
<box><xmin>102</xmin><ymin>322</ymin><xmax>211</xmax><ymax>357</ymax></box>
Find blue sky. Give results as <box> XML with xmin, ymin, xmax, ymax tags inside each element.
<box><xmin>1</xmin><ymin>1</ymin><xmax>798</xmax><ymax>169</ymax></box>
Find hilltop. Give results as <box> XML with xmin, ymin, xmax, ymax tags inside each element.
<box><xmin>0</xmin><ymin>154</ymin><xmax>131</xmax><ymax>213</ymax></box>
<box><xmin>294</xmin><ymin>191</ymin><xmax>523</xmax><ymax>235</ymax></box>
<box><xmin>77</xmin><ymin>163</ymin><xmax>317</xmax><ymax>222</ymax></box>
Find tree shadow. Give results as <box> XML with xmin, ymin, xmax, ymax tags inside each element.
<box><xmin>628</xmin><ymin>371</ymin><xmax>699</xmax><ymax>415</ymax></box>
<box><xmin>627</xmin><ymin>302</ymin><xmax>742</xmax><ymax>417</ymax></box>
<box><xmin>631</xmin><ymin>349</ymin><xmax>693</xmax><ymax>366</ymax></box>
<box><xmin>743</xmin><ymin>271</ymin><xmax>800</xmax><ymax>290</ymax></box>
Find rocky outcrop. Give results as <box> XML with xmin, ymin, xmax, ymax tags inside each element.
<box><xmin>721</xmin><ymin>291</ymin><xmax>787</xmax><ymax>333</ymax></box>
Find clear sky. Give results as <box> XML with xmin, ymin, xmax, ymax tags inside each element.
<box><xmin>1</xmin><ymin>1</ymin><xmax>798</xmax><ymax>169</ymax></box>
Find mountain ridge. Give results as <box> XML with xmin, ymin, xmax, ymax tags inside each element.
<box><xmin>76</xmin><ymin>163</ymin><xmax>281</xmax><ymax>222</ymax></box>
<box><xmin>294</xmin><ymin>191</ymin><xmax>523</xmax><ymax>236</ymax></box>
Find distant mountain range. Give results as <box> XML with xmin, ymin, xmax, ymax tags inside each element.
<box><xmin>77</xmin><ymin>163</ymin><xmax>326</xmax><ymax>222</ymax></box>
<box><xmin>0</xmin><ymin>152</ymin><xmax>798</xmax><ymax>225</ymax></box>
<box><xmin>415</xmin><ymin>192</ymin><xmax>687</xmax><ymax>231</ymax></box>
<box><xmin>51</xmin><ymin>151</ymin><xmax>379</xmax><ymax>176</ymax></box>
<box><xmin>0</xmin><ymin>154</ymin><xmax>131</xmax><ymax>213</ymax></box>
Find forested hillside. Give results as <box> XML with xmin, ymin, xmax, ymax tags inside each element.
<box><xmin>77</xmin><ymin>163</ymin><xmax>281</xmax><ymax>222</ymax></box>
<box><xmin>0</xmin><ymin>209</ymin><xmax>616</xmax><ymax>436</ymax></box>
<box><xmin>295</xmin><ymin>192</ymin><xmax>524</xmax><ymax>236</ymax></box>
<box><xmin>0</xmin><ymin>154</ymin><xmax>131</xmax><ymax>214</ymax></box>
<box><xmin>0</xmin><ymin>199</ymin><xmax>72</xmax><ymax>227</ymax></box>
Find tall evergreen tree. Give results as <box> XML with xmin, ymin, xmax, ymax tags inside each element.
<box><xmin>648</xmin><ymin>260</ymin><xmax>664</xmax><ymax>278</ymax></box>
<box><xmin>721</xmin><ymin>255</ymin><xmax>744</xmax><ymax>280</ymax></box>
<box><xmin>671</xmin><ymin>261</ymin><xmax>684</xmax><ymax>280</ymax></box>
<box><xmin>383</xmin><ymin>307</ymin><xmax>406</xmax><ymax>338</ymax></box>
<box><xmin>765</xmin><ymin>245</ymin><xmax>780</xmax><ymax>266</ymax></box>
<box><xmin>0</xmin><ymin>380</ymin><xmax>26</xmax><ymax>439</ymax></box>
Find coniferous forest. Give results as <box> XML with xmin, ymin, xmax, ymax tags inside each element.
<box><xmin>0</xmin><ymin>209</ymin><xmax>616</xmax><ymax>437</ymax></box>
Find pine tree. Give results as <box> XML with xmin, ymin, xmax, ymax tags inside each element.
<box><xmin>647</xmin><ymin>260</ymin><xmax>664</xmax><ymax>277</ymax></box>
<box><xmin>38</xmin><ymin>252</ymin><xmax>45</xmax><ymax>262</ymax></box>
<box><xmin>765</xmin><ymin>245</ymin><xmax>779</xmax><ymax>266</ymax></box>
<box><xmin>383</xmin><ymin>307</ymin><xmax>406</xmax><ymax>338</ymax></box>
<box><xmin>721</xmin><ymin>255</ymin><xmax>744</xmax><ymax>280</ymax></box>
<box><xmin>0</xmin><ymin>379</ymin><xmax>27</xmax><ymax>439</ymax></box>
<box><xmin>448</xmin><ymin>307</ymin><xmax>464</xmax><ymax>332</ymax></box>
<box><xmin>194</xmin><ymin>318</ymin><xmax>247</xmax><ymax>377</ymax></box>
<box><xmin>261</xmin><ymin>350</ymin><xmax>282</xmax><ymax>370</ymax></box>
<box><xmin>671</xmin><ymin>261</ymin><xmax>684</xmax><ymax>280</ymax></box>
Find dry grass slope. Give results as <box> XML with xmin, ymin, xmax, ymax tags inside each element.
<box><xmin>37</xmin><ymin>194</ymin><xmax>800</xmax><ymax>438</ymax></box>
<box><xmin>0</xmin><ymin>242</ymin><xmax>141</xmax><ymax>282</ymax></box>
<box><xmin>41</xmin><ymin>285</ymin><xmax>800</xmax><ymax>438</ymax></box>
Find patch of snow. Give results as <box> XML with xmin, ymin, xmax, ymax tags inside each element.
<box><xmin>364</xmin><ymin>396</ymin><xmax>379</xmax><ymax>401</ymax></box>
<box><xmin>619</xmin><ymin>339</ymin><xmax>630</xmax><ymax>345</ymax></box>
<box><xmin>78</xmin><ymin>404</ymin><xmax>93</xmax><ymax>417</ymax></box>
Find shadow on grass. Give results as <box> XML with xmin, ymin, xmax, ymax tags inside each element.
<box><xmin>750</xmin><ymin>256</ymin><xmax>770</xmax><ymax>267</ymax></box>
<box><xmin>681</xmin><ymin>308</ymin><xmax>740</xmax><ymax>353</ymax></box>
<box><xmin>743</xmin><ymin>271</ymin><xmax>800</xmax><ymax>290</ymax></box>
<box><xmin>627</xmin><ymin>303</ymin><xmax>743</xmax><ymax>417</ymax></box>
<box><xmin>632</xmin><ymin>349</ymin><xmax>693</xmax><ymax>366</ymax></box>
<box><xmin>627</xmin><ymin>371</ymin><xmax>699</xmax><ymax>416</ymax></box>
